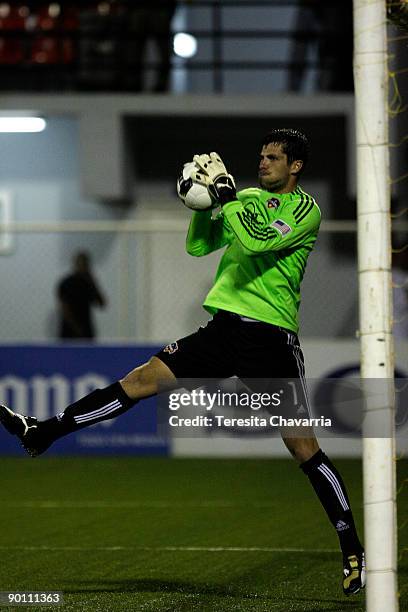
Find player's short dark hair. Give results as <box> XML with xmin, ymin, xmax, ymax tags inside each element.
<box><xmin>262</xmin><ymin>128</ymin><xmax>310</xmax><ymax>175</ymax></box>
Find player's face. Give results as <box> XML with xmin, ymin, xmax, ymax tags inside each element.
<box><xmin>258</xmin><ymin>143</ymin><xmax>301</xmax><ymax>192</ymax></box>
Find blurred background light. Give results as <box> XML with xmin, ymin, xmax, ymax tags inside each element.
<box><xmin>0</xmin><ymin>117</ymin><xmax>46</xmax><ymax>132</ymax></box>
<box><xmin>173</xmin><ymin>33</ymin><xmax>197</xmax><ymax>59</ymax></box>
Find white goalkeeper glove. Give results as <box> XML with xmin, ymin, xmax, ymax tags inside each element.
<box><xmin>191</xmin><ymin>152</ymin><xmax>237</xmax><ymax>205</ymax></box>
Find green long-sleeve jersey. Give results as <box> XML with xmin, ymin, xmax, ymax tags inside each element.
<box><xmin>186</xmin><ymin>186</ymin><xmax>321</xmax><ymax>333</ymax></box>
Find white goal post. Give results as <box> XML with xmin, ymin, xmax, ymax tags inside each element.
<box><xmin>353</xmin><ymin>1</ymin><xmax>398</xmax><ymax>610</ymax></box>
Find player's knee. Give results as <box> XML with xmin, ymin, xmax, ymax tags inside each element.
<box><xmin>283</xmin><ymin>436</ymin><xmax>319</xmax><ymax>463</ymax></box>
<box><xmin>120</xmin><ymin>361</ymin><xmax>154</xmax><ymax>399</ymax></box>
<box><xmin>120</xmin><ymin>356</ymin><xmax>176</xmax><ymax>400</ymax></box>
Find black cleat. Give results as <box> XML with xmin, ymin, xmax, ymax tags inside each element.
<box><xmin>0</xmin><ymin>405</ymin><xmax>53</xmax><ymax>457</ymax></box>
<box><xmin>343</xmin><ymin>551</ymin><xmax>366</xmax><ymax>595</ymax></box>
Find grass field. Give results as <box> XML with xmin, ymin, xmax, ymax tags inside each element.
<box><xmin>0</xmin><ymin>457</ymin><xmax>407</xmax><ymax>612</ymax></box>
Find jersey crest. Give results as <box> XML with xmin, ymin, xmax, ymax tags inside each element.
<box><xmin>266</xmin><ymin>197</ymin><xmax>280</xmax><ymax>209</ymax></box>
<box><xmin>163</xmin><ymin>342</ymin><xmax>179</xmax><ymax>354</ymax></box>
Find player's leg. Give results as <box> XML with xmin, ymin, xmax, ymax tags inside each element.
<box><xmin>235</xmin><ymin>319</ymin><xmax>365</xmax><ymax>596</ymax></box>
<box><xmin>0</xmin><ymin>314</ymin><xmax>234</xmax><ymax>457</ymax></box>
<box><xmin>276</xmin><ymin>331</ymin><xmax>364</xmax><ymax>590</ymax></box>
<box><xmin>120</xmin><ymin>356</ymin><xmax>177</xmax><ymax>399</ymax></box>
<box><xmin>0</xmin><ymin>356</ymin><xmax>176</xmax><ymax>457</ymax></box>
<box><xmin>280</xmin><ymin>429</ymin><xmax>319</xmax><ymax>462</ymax></box>
<box><xmin>49</xmin><ymin>313</ymin><xmax>234</xmax><ymax>444</ymax></box>
<box><xmin>281</xmin><ymin>420</ymin><xmax>365</xmax><ymax>594</ymax></box>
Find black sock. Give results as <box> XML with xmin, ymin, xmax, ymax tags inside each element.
<box><xmin>301</xmin><ymin>449</ymin><xmax>363</xmax><ymax>557</ymax></box>
<box><xmin>40</xmin><ymin>382</ymin><xmax>136</xmax><ymax>440</ymax></box>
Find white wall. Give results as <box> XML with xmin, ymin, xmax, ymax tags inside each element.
<box><xmin>0</xmin><ymin>117</ymin><xmax>358</xmax><ymax>342</ymax></box>
<box><xmin>0</xmin><ymin>118</ymin><xmax>123</xmax><ymax>340</ymax></box>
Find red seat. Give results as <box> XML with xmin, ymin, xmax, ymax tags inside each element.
<box><xmin>29</xmin><ymin>4</ymin><xmax>78</xmax><ymax>65</ymax></box>
<box><xmin>0</xmin><ymin>38</ymin><xmax>24</xmax><ymax>64</ymax></box>
<box><xmin>30</xmin><ymin>36</ymin><xmax>59</xmax><ymax>64</ymax></box>
<box><xmin>61</xmin><ymin>5</ymin><xmax>79</xmax><ymax>64</ymax></box>
<box><xmin>0</xmin><ymin>5</ymin><xmax>30</xmax><ymax>65</ymax></box>
<box><xmin>36</xmin><ymin>5</ymin><xmax>59</xmax><ymax>31</ymax></box>
<box><xmin>0</xmin><ymin>5</ymin><xmax>29</xmax><ymax>31</ymax></box>
<box><xmin>62</xmin><ymin>5</ymin><xmax>79</xmax><ymax>31</ymax></box>
<box><xmin>61</xmin><ymin>38</ymin><xmax>74</xmax><ymax>64</ymax></box>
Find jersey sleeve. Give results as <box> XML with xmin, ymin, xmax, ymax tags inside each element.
<box><xmin>186</xmin><ymin>210</ymin><xmax>233</xmax><ymax>257</ymax></box>
<box><xmin>221</xmin><ymin>197</ymin><xmax>321</xmax><ymax>255</ymax></box>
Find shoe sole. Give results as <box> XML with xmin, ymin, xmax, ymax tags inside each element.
<box><xmin>344</xmin><ymin>584</ymin><xmax>365</xmax><ymax>596</ymax></box>
<box><xmin>21</xmin><ymin>443</ymin><xmax>39</xmax><ymax>458</ymax></box>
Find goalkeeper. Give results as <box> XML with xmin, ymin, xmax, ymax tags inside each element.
<box><xmin>0</xmin><ymin>128</ymin><xmax>364</xmax><ymax>596</ymax></box>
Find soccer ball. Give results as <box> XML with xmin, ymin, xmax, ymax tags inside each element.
<box><xmin>177</xmin><ymin>162</ymin><xmax>216</xmax><ymax>211</ymax></box>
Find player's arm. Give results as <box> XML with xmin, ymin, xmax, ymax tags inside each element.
<box><xmin>184</xmin><ymin>152</ymin><xmax>235</xmax><ymax>256</ymax></box>
<box><xmin>222</xmin><ymin>198</ymin><xmax>321</xmax><ymax>255</ymax></box>
<box><xmin>186</xmin><ymin>210</ymin><xmax>231</xmax><ymax>256</ymax></box>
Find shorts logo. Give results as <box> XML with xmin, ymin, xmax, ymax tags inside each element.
<box><xmin>267</xmin><ymin>197</ymin><xmax>280</xmax><ymax>209</ymax></box>
<box><xmin>164</xmin><ymin>342</ymin><xmax>179</xmax><ymax>354</ymax></box>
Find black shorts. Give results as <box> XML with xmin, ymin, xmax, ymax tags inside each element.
<box><xmin>156</xmin><ymin>310</ymin><xmax>307</xmax><ymax>381</ymax></box>
<box><xmin>156</xmin><ymin>311</ymin><xmax>311</xmax><ymax>423</ymax></box>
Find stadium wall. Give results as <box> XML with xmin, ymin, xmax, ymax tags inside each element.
<box><xmin>0</xmin><ymin>105</ymin><xmax>360</xmax><ymax>341</ymax></box>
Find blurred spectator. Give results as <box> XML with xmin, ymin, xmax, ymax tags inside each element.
<box><xmin>57</xmin><ymin>251</ymin><xmax>107</xmax><ymax>340</ymax></box>
<box><xmin>289</xmin><ymin>0</ymin><xmax>353</xmax><ymax>92</ymax></box>
<box><xmin>393</xmin><ymin>248</ymin><xmax>408</xmax><ymax>339</ymax></box>
<box><xmin>123</xmin><ymin>0</ymin><xmax>177</xmax><ymax>92</ymax></box>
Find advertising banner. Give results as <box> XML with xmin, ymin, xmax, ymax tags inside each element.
<box><xmin>0</xmin><ymin>345</ymin><xmax>168</xmax><ymax>456</ymax></box>
<box><xmin>1</xmin><ymin>341</ymin><xmax>407</xmax><ymax>457</ymax></box>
